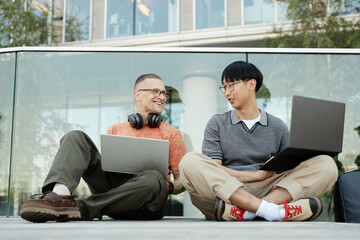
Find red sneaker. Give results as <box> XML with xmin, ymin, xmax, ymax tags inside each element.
<box><xmin>281</xmin><ymin>197</ymin><xmax>323</xmax><ymax>221</ymax></box>
<box><xmin>214</xmin><ymin>198</ymin><xmax>245</xmax><ymax>221</ymax></box>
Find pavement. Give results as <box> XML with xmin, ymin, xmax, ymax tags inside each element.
<box><xmin>1</xmin><ymin>217</ymin><xmax>360</xmax><ymax>240</ymax></box>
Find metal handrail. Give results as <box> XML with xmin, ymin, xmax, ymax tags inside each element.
<box><xmin>1</xmin><ymin>46</ymin><xmax>360</xmax><ymax>55</ymax></box>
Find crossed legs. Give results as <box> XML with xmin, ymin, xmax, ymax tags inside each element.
<box><xmin>179</xmin><ymin>152</ymin><xmax>338</xmax><ymax>220</ymax></box>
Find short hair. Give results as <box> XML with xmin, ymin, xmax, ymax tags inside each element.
<box><xmin>221</xmin><ymin>61</ymin><xmax>263</xmax><ymax>92</ymax></box>
<box><xmin>134</xmin><ymin>73</ymin><xmax>162</xmax><ymax>90</ymax></box>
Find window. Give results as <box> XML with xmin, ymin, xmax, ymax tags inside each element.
<box><xmin>244</xmin><ymin>0</ymin><xmax>275</xmax><ymax>25</ymax></box>
<box><xmin>277</xmin><ymin>1</ymin><xmax>289</xmax><ymax>22</ymax></box>
<box><xmin>106</xmin><ymin>0</ymin><xmax>178</xmax><ymax>38</ymax></box>
<box><xmin>196</xmin><ymin>0</ymin><xmax>225</xmax><ymax>29</ymax></box>
<box><xmin>135</xmin><ymin>0</ymin><xmax>178</xmax><ymax>35</ymax></box>
<box><xmin>106</xmin><ymin>0</ymin><xmax>134</xmax><ymax>38</ymax></box>
<box><xmin>65</xmin><ymin>0</ymin><xmax>90</xmax><ymax>42</ymax></box>
<box><xmin>333</xmin><ymin>0</ymin><xmax>360</xmax><ymax>15</ymax></box>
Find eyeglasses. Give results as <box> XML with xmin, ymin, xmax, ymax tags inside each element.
<box><xmin>137</xmin><ymin>88</ymin><xmax>168</xmax><ymax>97</ymax></box>
<box><xmin>219</xmin><ymin>80</ymin><xmax>248</xmax><ymax>94</ymax></box>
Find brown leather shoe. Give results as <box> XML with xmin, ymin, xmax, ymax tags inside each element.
<box><xmin>20</xmin><ymin>192</ymin><xmax>81</xmax><ymax>223</ymax></box>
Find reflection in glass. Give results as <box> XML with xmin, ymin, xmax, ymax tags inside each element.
<box><xmin>249</xmin><ymin>53</ymin><xmax>360</xmax><ymax>169</ymax></box>
<box><xmin>196</xmin><ymin>0</ymin><xmax>225</xmax><ymax>29</ymax></box>
<box><xmin>106</xmin><ymin>0</ymin><xmax>134</xmax><ymax>38</ymax></box>
<box><xmin>1</xmin><ymin>50</ymin><xmax>359</xmax><ymax>218</ymax></box>
<box><xmin>244</xmin><ymin>0</ymin><xmax>275</xmax><ymax>25</ymax></box>
<box><xmin>277</xmin><ymin>1</ymin><xmax>289</xmax><ymax>22</ymax></box>
<box><xmin>5</xmin><ymin>51</ymin><xmax>244</xmax><ymax>216</ymax></box>
<box><xmin>0</xmin><ymin>53</ymin><xmax>15</xmax><ymax>216</ymax></box>
<box><xmin>135</xmin><ymin>0</ymin><xmax>178</xmax><ymax>35</ymax></box>
<box><xmin>332</xmin><ymin>0</ymin><xmax>360</xmax><ymax>15</ymax></box>
<box><xmin>31</xmin><ymin>0</ymin><xmax>49</xmax><ymax>17</ymax></box>
<box><xmin>65</xmin><ymin>0</ymin><xmax>90</xmax><ymax>42</ymax></box>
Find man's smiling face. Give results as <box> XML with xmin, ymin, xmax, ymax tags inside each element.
<box><xmin>135</xmin><ymin>78</ymin><xmax>167</xmax><ymax>115</ymax></box>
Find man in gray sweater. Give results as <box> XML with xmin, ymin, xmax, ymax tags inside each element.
<box><xmin>179</xmin><ymin>61</ymin><xmax>338</xmax><ymax>221</ymax></box>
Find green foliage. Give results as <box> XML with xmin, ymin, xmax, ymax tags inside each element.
<box><xmin>64</xmin><ymin>15</ymin><xmax>83</xmax><ymax>42</ymax></box>
<box><xmin>0</xmin><ymin>0</ymin><xmax>49</xmax><ymax>47</ymax></box>
<box><xmin>264</xmin><ymin>0</ymin><xmax>360</xmax><ymax>48</ymax></box>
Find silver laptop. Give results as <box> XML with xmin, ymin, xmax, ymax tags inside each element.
<box><xmin>260</xmin><ymin>95</ymin><xmax>346</xmax><ymax>173</ymax></box>
<box><xmin>100</xmin><ymin>134</ymin><xmax>169</xmax><ymax>177</ymax></box>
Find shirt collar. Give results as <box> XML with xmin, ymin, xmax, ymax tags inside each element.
<box><xmin>230</xmin><ymin>110</ymin><xmax>268</xmax><ymax>126</ymax></box>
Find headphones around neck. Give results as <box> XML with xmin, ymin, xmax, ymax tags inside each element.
<box><xmin>128</xmin><ymin>113</ymin><xmax>162</xmax><ymax>129</ymax></box>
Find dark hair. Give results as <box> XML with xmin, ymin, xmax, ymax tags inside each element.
<box><xmin>221</xmin><ymin>61</ymin><xmax>263</xmax><ymax>92</ymax></box>
<box><xmin>134</xmin><ymin>73</ymin><xmax>162</xmax><ymax>90</ymax></box>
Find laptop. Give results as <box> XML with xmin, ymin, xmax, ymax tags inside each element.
<box><xmin>100</xmin><ymin>134</ymin><xmax>169</xmax><ymax>177</ymax></box>
<box><xmin>260</xmin><ymin>95</ymin><xmax>345</xmax><ymax>173</ymax></box>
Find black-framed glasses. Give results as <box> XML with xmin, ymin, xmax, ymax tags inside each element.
<box><xmin>219</xmin><ymin>80</ymin><xmax>248</xmax><ymax>94</ymax></box>
<box><xmin>138</xmin><ymin>88</ymin><xmax>168</xmax><ymax>97</ymax></box>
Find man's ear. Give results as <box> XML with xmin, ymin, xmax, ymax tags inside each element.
<box><xmin>249</xmin><ymin>79</ymin><xmax>257</xmax><ymax>91</ymax></box>
<box><xmin>134</xmin><ymin>90</ymin><xmax>141</xmax><ymax>101</ymax></box>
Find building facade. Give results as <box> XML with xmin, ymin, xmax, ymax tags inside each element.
<box><xmin>30</xmin><ymin>0</ymin><xmax>359</xmax><ymax>47</ymax></box>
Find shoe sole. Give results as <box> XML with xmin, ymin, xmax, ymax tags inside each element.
<box><xmin>214</xmin><ymin>199</ymin><xmax>224</xmax><ymax>221</ymax></box>
<box><xmin>20</xmin><ymin>206</ymin><xmax>81</xmax><ymax>223</ymax></box>
<box><xmin>307</xmin><ymin>197</ymin><xmax>323</xmax><ymax>221</ymax></box>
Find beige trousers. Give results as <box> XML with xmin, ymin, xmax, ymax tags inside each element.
<box><xmin>179</xmin><ymin>152</ymin><xmax>338</xmax><ymax>220</ymax></box>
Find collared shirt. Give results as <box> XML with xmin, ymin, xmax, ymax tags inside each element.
<box><xmin>202</xmin><ymin>110</ymin><xmax>289</xmax><ymax>172</ymax></box>
<box><xmin>230</xmin><ymin>110</ymin><xmax>267</xmax><ymax>133</ymax></box>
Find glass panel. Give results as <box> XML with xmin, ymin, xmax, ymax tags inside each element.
<box><xmin>30</xmin><ymin>0</ymin><xmax>50</xmax><ymax>45</ymax></box>
<box><xmin>244</xmin><ymin>0</ymin><xmax>275</xmax><ymax>25</ymax></box>
<box><xmin>249</xmin><ymin>53</ymin><xmax>360</xmax><ymax>221</ymax></box>
<box><xmin>135</xmin><ymin>0</ymin><xmax>178</xmax><ymax>35</ymax></box>
<box><xmin>10</xmin><ymin>51</ymin><xmax>245</xmax><ymax>216</ymax></box>
<box><xmin>106</xmin><ymin>0</ymin><xmax>134</xmax><ymax>38</ymax></box>
<box><xmin>5</xmin><ymin>49</ymin><xmax>359</xmax><ymax>218</ymax></box>
<box><xmin>0</xmin><ymin>12</ymin><xmax>9</xmax><ymax>46</ymax></box>
<box><xmin>31</xmin><ymin>0</ymin><xmax>50</xmax><ymax>17</ymax></box>
<box><xmin>332</xmin><ymin>0</ymin><xmax>360</xmax><ymax>15</ymax></box>
<box><xmin>196</xmin><ymin>0</ymin><xmax>224</xmax><ymax>29</ymax></box>
<box><xmin>277</xmin><ymin>1</ymin><xmax>289</xmax><ymax>22</ymax></box>
<box><xmin>249</xmin><ymin>54</ymin><xmax>360</xmax><ymax>161</ymax></box>
<box><xmin>65</xmin><ymin>0</ymin><xmax>90</xmax><ymax>42</ymax></box>
<box><xmin>0</xmin><ymin>53</ymin><xmax>15</xmax><ymax>216</ymax></box>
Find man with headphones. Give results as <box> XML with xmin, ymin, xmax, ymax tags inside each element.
<box><xmin>20</xmin><ymin>74</ymin><xmax>188</xmax><ymax>222</ymax></box>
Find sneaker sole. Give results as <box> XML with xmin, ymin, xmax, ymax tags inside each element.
<box><xmin>214</xmin><ymin>199</ymin><xmax>224</xmax><ymax>221</ymax></box>
<box><xmin>20</xmin><ymin>206</ymin><xmax>81</xmax><ymax>223</ymax></box>
<box><xmin>307</xmin><ymin>197</ymin><xmax>323</xmax><ymax>221</ymax></box>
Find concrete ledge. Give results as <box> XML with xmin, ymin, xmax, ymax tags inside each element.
<box><xmin>1</xmin><ymin>217</ymin><xmax>359</xmax><ymax>239</ymax></box>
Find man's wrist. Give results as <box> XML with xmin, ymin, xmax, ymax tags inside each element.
<box><xmin>167</xmin><ymin>180</ymin><xmax>174</xmax><ymax>194</ymax></box>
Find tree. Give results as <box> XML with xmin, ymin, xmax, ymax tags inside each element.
<box><xmin>264</xmin><ymin>0</ymin><xmax>360</xmax><ymax>48</ymax></box>
<box><xmin>0</xmin><ymin>0</ymin><xmax>51</xmax><ymax>47</ymax></box>
<box><xmin>64</xmin><ymin>14</ymin><xmax>84</xmax><ymax>42</ymax></box>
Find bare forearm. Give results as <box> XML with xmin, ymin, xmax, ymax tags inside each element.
<box><xmin>167</xmin><ymin>170</ymin><xmax>185</xmax><ymax>195</ymax></box>
<box><xmin>171</xmin><ymin>179</ymin><xmax>185</xmax><ymax>195</ymax></box>
<box><xmin>214</xmin><ymin>160</ymin><xmax>274</xmax><ymax>183</ymax></box>
<box><xmin>218</xmin><ymin>165</ymin><xmax>258</xmax><ymax>183</ymax></box>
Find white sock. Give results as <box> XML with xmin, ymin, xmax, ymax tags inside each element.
<box><xmin>244</xmin><ymin>211</ymin><xmax>256</xmax><ymax>221</ymax></box>
<box><xmin>279</xmin><ymin>209</ymin><xmax>286</xmax><ymax>219</ymax></box>
<box><xmin>53</xmin><ymin>183</ymin><xmax>71</xmax><ymax>196</ymax></box>
<box><xmin>255</xmin><ymin>200</ymin><xmax>282</xmax><ymax>221</ymax></box>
